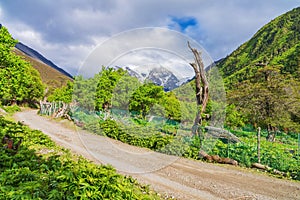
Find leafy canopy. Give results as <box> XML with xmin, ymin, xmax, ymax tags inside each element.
<box><xmin>95</xmin><ymin>67</ymin><xmax>126</xmax><ymax>111</ymax></box>
<box><xmin>0</xmin><ymin>26</ymin><xmax>44</xmax><ymax>105</ymax></box>
<box><xmin>217</xmin><ymin>7</ymin><xmax>300</xmax><ymax>131</ymax></box>
<box><xmin>228</xmin><ymin>65</ymin><xmax>300</xmax><ymax>132</ymax></box>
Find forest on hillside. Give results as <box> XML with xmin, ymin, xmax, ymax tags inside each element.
<box><xmin>218</xmin><ymin>7</ymin><xmax>300</xmax><ymax>134</ymax></box>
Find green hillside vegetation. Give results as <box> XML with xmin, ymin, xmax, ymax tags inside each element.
<box><xmin>218</xmin><ymin>7</ymin><xmax>300</xmax><ymax>82</ymax></box>
<box><xmin>217</xmin><ymin>7</ymin><xmax>300</xmax><ymax>133</ymax></box>
<box><xmin>0</xmin><ymin>117</ymin><xmax>160</xmax><ymax>199</ymax></box>
<box><xmin>0</xmin><ymin>26</ymin><xmax>44</xmax><ymax>106</ymax></box>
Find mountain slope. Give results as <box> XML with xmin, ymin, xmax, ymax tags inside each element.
<box><xmin>13</xmin><ymin>44</ymin><xmax>73</xmax><ymax>89</ymax></box>
<box><xmin>16</xmin><ymin>42</ymin><xmax>72</xmax><ymax>79</ymax></box>
<box><xmin>217</xmin><ymin>7</ymin><xmax>300</xmax><ymax>85</ymax></box>
<box><xmin>216</xmin><ymin>7</ymin><xmax>300</xmax><ymax>131</ymax></box>
<box><xmin>145</xmin><ymin>67</ymin><xmax>180</xmax><ymax>91</ymax></box>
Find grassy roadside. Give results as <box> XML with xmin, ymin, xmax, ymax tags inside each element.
<box><xmin>70</xmin><ymin>110</ymin><xmax>299</xmax><ymax>181</ymax></box>
<box><xmin>0</xmin><ymin>108</ymin><xmax>162</xmax><ymax>199</ymax></box>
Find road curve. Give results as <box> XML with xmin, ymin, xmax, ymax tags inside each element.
<box><xmin>14</xmin><ymin>110</ymin><xmax>300</xmax><ymax>200</ymax></box>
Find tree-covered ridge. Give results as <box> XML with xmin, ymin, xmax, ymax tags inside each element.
<box><xmin>229</xmin><ymin>65</ymin><xmax>300</xmax><ymax>132</ymax></box>
<box><xmin>218</xmin><ymin>7</ymin><xmax>300</xmax><ymax>84</ymax></box>
<box><xmin>215</xmin><ymin>7</ymin><xmax>300</xmax><ymax>133</ymax></box>
<box><xmin>0</xmin><ymin>26</ymin><xmax>44</xmax><ymax>105</ymax></box>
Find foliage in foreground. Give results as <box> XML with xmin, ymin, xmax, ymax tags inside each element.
<box><xmin>0</xmin><ymin>117</ymin><xmax>160</xmax><ymax>199</ymax></box>
<box><xmin>0</xmin><ymin>26</ymin><xmax>44</xmax><ymax>105</ymax></box>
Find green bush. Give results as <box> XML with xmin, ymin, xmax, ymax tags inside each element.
<box><xmin>3</xmin><ymin>105</ymin><xmax>21</xmax><ymax>114</ymax></box>
<box><xmin>0</xmin><ymin>117</ymin><xmax>160</xmax><ymax>199</ymax></box>
<box><xmin>212</xmin><ymin>136</ymin><xmax>299</xmax><ymax>180</ymax></box>
<box><xmin>99</xmin><ymin>119</ymin><xmax>173</xmax><ymax>150</ymax></box>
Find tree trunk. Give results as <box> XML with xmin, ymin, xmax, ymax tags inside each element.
<box><xmin>266</xmin><ymin>124</ymin><xmax>276</xmax><ymax>142</ymax></box>
<box><xmin>188</xmin><ymin>41</ymin><xmax>209</xmax><ymax>136</ymax></box>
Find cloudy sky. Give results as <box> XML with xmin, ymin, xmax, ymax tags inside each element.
<box><xmin>0</xmin><ymin>0</ymin><xmax>299</xmax><ymax>76</ymax></box>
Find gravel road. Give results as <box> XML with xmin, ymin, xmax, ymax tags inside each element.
<box><xmin>14</xmin><ymin>110</ymin><xmax>300</xmax><ymax>200</ymax></box>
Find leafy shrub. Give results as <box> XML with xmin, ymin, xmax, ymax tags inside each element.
<box><xmin>212</xmin><ymin>136</ymin><xmax>299</xmax><ymax>179</ymax></box>
<box><xmin>0</xmin><ymin>117</ymin><xmax>160</xmax><ymax>199</ymax></box>
<box><xmin>3</xmin><ymin>105</ymin><xmax>21</xmax><ymax>114</ymax></box>
<box><xmin>99</xmin><ymin>119</ymin><xmax>173</xmax><ymax>150</ymax></box>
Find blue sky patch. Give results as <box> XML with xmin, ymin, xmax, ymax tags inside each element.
<box><xmin>169</xmin><ymin>16</ymin><xmax>198</xmax><ymax>32</ymax></box>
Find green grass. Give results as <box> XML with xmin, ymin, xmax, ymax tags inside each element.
<box><xmin>0</xmin><ymin>117</ymin><xmax>161</xmax><ymax>199</ymax></box>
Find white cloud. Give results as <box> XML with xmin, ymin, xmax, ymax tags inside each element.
<box><xmin>79</xmin><ymin>28</ymin><xmax>213</xmax><ymax>78</ymax></box>
<box><xmin>0</xmin><ymin>0</ymin><xmax>299</xmax><ymax>75</ymax></box>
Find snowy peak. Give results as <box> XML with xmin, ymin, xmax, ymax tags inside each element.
<box><xmin>115</xmin><ymin>65</ymin><xmax>190</xmax><ymax>91</ymax></box>
<box><xmin>124</xmin><ymin>66</ymin><xmax>142</xmax><ymax>79</ymax></box>
<box><xmin>146</xmin><ymin>67</ymin><xmax>180</xmax><ymax>91</ymax></box>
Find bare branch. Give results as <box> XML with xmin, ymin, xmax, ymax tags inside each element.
<box><xmin>188</xmin><ymin>41</ymin><xmax>209</xmax><ymax>134</ymax></box>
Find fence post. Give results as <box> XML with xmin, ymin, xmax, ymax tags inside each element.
<box><xmin>227</xmin><ymin>138</ymin><xmax>230</xmax><ymax>158</ymax></box>
<box><xmin>257</xmin><ymin>127</ymin><xmax>261</xmax><ymax>163</ymax></box>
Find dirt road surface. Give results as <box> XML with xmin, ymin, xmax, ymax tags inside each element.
<box><xmin>14</xmin><ymin>110</ymin><xmax>300</xmax><ymax>200</ymax></box>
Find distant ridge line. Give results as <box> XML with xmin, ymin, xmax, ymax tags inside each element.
<box><xmin>15</xmin><ymin>42</ymin><xmax>73</xmax><ymax>79</ymax></box>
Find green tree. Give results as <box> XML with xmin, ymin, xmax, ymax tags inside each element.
<box><xmin>112</xmin><ymin>75</ymin><xmax>141</xmax><ymax>110</ymax></box>
<box><xmin>225</xmin><ymin>104</ymin><xmax>245</xmax><ymax>129</ymax></box>
<box><xmin>0</xmin><ymin>26</ymin><xmax>44</xmax><ymax>105</ymax></box>
<box><xmin>48</xmin><ymin>81</ymin><xmax>73</xmax><ymax>103</ymax></box>
<box><xmin>173</xmin><ymin>81</ymin><xmax>197</xmax><ymax>125</ymax></box>
<box><xmin>95</xmin><ymin>67</ymin><xmax>126</xmax><ymax>111</ymax></box>
<box><xmin>129</xmin><ymin>83</ymin><xmax>164</xmax><ymax>118</ymax></box>
<box><xmin>72</xmin><ymin>74</ymin><xmax>100</xmax><ymax>110</ymax></box>
<box><xmin>161</xmin><ymin>92</ymin><xmax>181</xmax><ymax>121</ymax></box>
<box><xmin>228</xmin><ymin>65</ymin><xmax>300</xmax><ymax>133</ymax></box>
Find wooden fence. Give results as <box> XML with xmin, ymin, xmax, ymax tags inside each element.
<box><xmin>39</xmin><ymin>101</ymin><xmax>76</xmax><ymax>120</ymax></box>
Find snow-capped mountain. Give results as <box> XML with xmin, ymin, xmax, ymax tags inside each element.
<box><xmin>146</xmin><ymin>67</ymin><xmax>180</xmax><ymax>91</ymax></box>
<box><xmin>114</xmin><ymin>65</ymin><xmax>191</xmax><ymax>91</ymax></box>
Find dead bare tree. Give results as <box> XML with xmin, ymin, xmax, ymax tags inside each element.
<box><xmin>188</xmin><ymin>41</ymin><xmax>209</xmax><ymax>136</ymax></box>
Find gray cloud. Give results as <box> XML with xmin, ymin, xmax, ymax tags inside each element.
<box><xmin>0</xmin><ymin>0</ymin><xmax>299</xmax><ymax>75</ymax></box>
<box><xmin>79</xmin><ymin>28</ymin><xmax>210</xmax><ymax>78</ymax></box>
